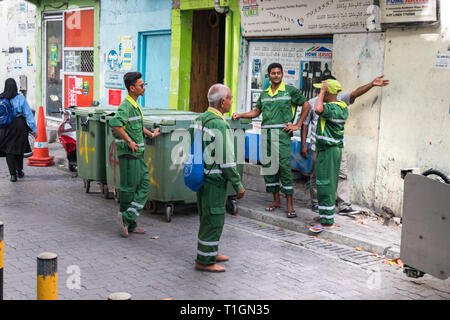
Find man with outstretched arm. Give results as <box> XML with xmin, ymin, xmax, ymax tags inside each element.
<box><xmin>301</xmin><ymin>75</ymin><xmax>389</xmax><ymax>215</ymax></box>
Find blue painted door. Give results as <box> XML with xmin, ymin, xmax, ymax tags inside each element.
<box><xmin>142</xmin><ymin>33</ymin><xmax>171</xmax><ymax>108</ymax></box>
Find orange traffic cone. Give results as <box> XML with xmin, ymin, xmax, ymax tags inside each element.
<box><xmin>27</xmin><ymin>106</ymin><xmax>55</xmax><ymax>167</ymax></box>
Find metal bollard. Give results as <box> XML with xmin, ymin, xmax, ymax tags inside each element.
<box><xmin>0</xmin><ymin>221</ymin><xmax>3</xmax><ymax>300</ymax></box>
<box><xmin>108</xmin><ymin>292</ymin><xmax>132</xmax><ymax>300</ymax></box>
<box><xmin>37</xmin><ymin>252</ymin><xmax>57</xmax><ymax>300</ymax></box>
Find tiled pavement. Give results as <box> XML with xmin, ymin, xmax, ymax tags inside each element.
<box><xmin>0</xmin><ymin>148</ymin><xmax>449</xmax><ymax>300</ymax></box>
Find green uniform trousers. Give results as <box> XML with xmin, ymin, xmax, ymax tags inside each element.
<box><xmin>119</xmin><ymin>157</ymin><xmax>150</xmax><ymax>232</ymax></box>
<box><xmin>315</xmin><ymin>146</ymin><xmax>342</xmax><ymax>225</ymax></box>
<box><xmin>196</xmin><ymin>181</ymin><xmax>227</xmax><ymax>265</ymax></box>
<box><xmin>262</xmin><ymin>129</ymin><xmax>293</xmax><ymax>195</ymax></box>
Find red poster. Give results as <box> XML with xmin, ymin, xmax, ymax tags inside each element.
<box><xmin>64</xmin><ymin>75</ymin><xmax>94</xmax><ymax>107</ymax></box>
<box><xmin>66</xmin><ymin>76</ymin><xmax>78</xmax><ymax>108</ymax></box>
<box><xmin>109</xmin><ymin>89</ymin><xmax>122</xmax><ymax>106</ymax></box>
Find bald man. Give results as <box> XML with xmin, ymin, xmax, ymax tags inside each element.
<box><xmin>191</xmin><ymin>84</ymin><xmax>245</xmax><ymax>273</ymax></box>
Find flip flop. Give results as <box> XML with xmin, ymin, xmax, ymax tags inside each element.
<box><xmin>309</xmin><ymin>224</ymin><xmax>335</xmax><ymax>233</ymax></box>
<box><xmin>287</xmin><ymin>210</ymin><xmax>297</xmax><ymax>218</ymax></box>
<box><xmin>116</xmin><ymin>212</ymin><xmax>128</xmax><ymax>238</ymax></box>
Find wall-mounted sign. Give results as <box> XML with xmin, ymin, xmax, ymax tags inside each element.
<box><xmin>246</xmin><ymin>40</ymin><xmax>333</xmax><ymax>112</ymax></box>
<box><xmin>118</xmin><ymin>35</ymin><xmax>132</xmax><ymax>70</ymax></box>
<box><xmin>108</xmin><ymin>89</ymin><xmax>122</xmax><ymax>106</ymax></box>
<box><xmin>380</xmin><ymin>0</ymin><xmax>438</xmax><ymax>24</ymax></box>
<box><xmin>435</xmin><ymin>54</ymin><xmax>450</xmax><ymax>70</ymax></box>
<box><xmin>27</xmin><ymin>46</ymin><xmax>33</xmax><ymax>66</ymax></box>
<box><xmin>240</xmin><ymin>0</ymin><xmax>381</xmax><ymax>37</ymax></box>
<box><xmin>65</xmin><ymin>75</ymin><xmax>94</xmax><ymax>107</ymax></box>
<box><xmin>105</xmin><ymin>71</ymin><xmax>125</xmax><ymax>89</ymax></box>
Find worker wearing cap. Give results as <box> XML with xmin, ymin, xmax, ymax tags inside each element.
<box><xmin>232</xmin><ymin>63</ymin><xmax>310</xmax><ymax>218</ymax></box>
<box><xmin>309</xmin><ymin>79</ymin><xmax>348</xmax><ymax>232</ymax></box>
<box><xmin>110</xmin><ymin>71</ymin><xmax>160</xmax><ymax>237</ymax></box>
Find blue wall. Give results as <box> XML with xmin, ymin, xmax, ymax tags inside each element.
<box><xmin>99</xmin><ymin>0</ymin><xmax>172</xmax><ymax>108</ymax></box>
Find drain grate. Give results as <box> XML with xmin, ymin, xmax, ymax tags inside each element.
<box><xmin>299</xmin><ymin>238</ymin><xmax>381</xmax><ymax>265</ymax></box>
<box><xmin>226</xmin><ymin>216</ymin><xmax>383</xmax><ymax>266</ymax></box>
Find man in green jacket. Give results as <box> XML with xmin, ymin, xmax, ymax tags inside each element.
<box><xmin>232</xmin><ymin>63</ymin><xmax>309</xmax><ymax>218</ymax></box>
<box><xmin>110</xmin><ymin>72</ymin><xmax>160</xmax><ymax>237</ymax></box>
<box><xmin>309</xmin><ymin>79</ymin><xmax>348</xmax><ymax>233</ymax></box>
<box><xmin>192</xmin><ymin>84</ymin><xmax>245</xmax><ymax>273</ymax></box>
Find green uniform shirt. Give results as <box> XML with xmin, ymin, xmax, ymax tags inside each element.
<box><xmin>190</xmin><ymin>108</ymin><xmax>243</xmax><ymax>193</ymax></box>
<box><xmin>315</xmin><ymin>100</ymin><xmax>348</xmax><ymax>152</ymax></box>
<box><xmin>109</xmin><ymin>94</ymin><xmax>145</xmax><ymax>158</ymax></box>
<box><xmin>255</xmin><ymin>81</ymin><xmax>307</xmax><ymax>132</ymax></box>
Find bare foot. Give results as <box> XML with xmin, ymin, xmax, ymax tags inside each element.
<box><xmin>194</xmin><ymin>262</ymin><xmax>226</xmax><ymax>272</ymax></box>
<box><xmin>131</xmin><ymin>227</ymin><xmax>146</xmax><ymax>234</ymax></box>
<box><xmin>216</xmin><ymin>254</ymin><xmax>229</xmax><ymax>262</ymax></box>
<box><xmin>265</xmin><ymin>202</ymin><xmax>282</xmax><ymax>212</ymax></box>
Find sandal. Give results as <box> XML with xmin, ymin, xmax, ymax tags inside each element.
<box><xmin>309</xmin><ymin>224</ymin><xmax>335</xmax><ymax>233</ymax></box>
<box><xmin>287</xmin><ymin>210</ymin><xmax>297</xmax><ymax>218</ymax></box>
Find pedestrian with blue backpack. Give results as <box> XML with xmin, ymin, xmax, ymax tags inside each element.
<box><xmin>0</xmin><ymin>78</ymin><xmax>37</xmax><ymax>182</ymax></box>
<box><xmin>189</xmin><ymin>84</ymin><xmax>245</xmax><ymax>273</ymax></box>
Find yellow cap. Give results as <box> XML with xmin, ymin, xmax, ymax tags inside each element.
<box><xmin>313</xmin><ymin>79</ymin><xmax>342</xmax><ymax>94</ymax></box>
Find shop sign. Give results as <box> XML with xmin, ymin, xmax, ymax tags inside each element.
<box><xmin>380</xmin><ymin>0</ymin><xmax>438</xmax><ymax>24</ymax></box>
<box><xmin>240</xmin><ymin>0</ymin><xmax>381</xmax><ymax>37</ymax></box>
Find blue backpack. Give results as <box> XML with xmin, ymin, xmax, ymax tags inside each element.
<box><xmin>0</xmin><ymin>97</ymin><xmax>15</xmax><ymax>128</ymax></box>
<box><xmin>184</xmin><ymin>118</ymin><xmax>215</xmax><ymax>192</ymax></box>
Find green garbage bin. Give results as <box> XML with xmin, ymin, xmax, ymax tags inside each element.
<box><xmin>101</xmin><ymin>114</ymin><xmax>155</xmax><ymax>201</ymax></box>
<box><xmin>142</xmin><ymin>110</ymin><xmax>251</xmax><ymax>222</ymax></box>
<box><xmin>72</xmin><ymin>107</ymin><xmax>117</xmax><ymax>194</ymax></box>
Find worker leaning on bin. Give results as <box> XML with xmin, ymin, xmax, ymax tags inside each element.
<box><xmin>191</xmin><ymin>84</ymin><xmax>245</xmax><ymax>273</ymax></box>
<box><xmin>110</xmin><ymin>72</ymin><xmax>160</xmax><ymax>238</ymax></box>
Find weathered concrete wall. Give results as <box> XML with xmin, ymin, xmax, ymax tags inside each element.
<box><xmin>332</xmin><ymin>32</ymin><xmax>386</xmax><ymax>211</ymax></box>
<box><xmin>0</xmin><ymin>0</ymin><xmax>37</xmax><ymax>110</ymax></box>
<box><xmin>375</xmin><ymin>2</ymin><xmax>450</xmax><ymax>216</ymax></box>
<box><xmin>99</xmin><ymin>0</ymin><xmax>172</xmax><ymax>107</ymax></box>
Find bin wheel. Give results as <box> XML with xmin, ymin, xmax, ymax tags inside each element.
<box><xmin>103</xmin><ymin>184</ymin><xmax>112</xmax><ymax>199</ymax></box>
<box><xmin>145</xmin><ymin>200</ymin><xmax>157</xmax><ymax>214</ymax></box>
<box><xmin>226</xmin><ymin>197</ymin><xmax>238</xmax><ymax>215</ymax></box>
<box><xmin>403</xmin><ymin>265</ymin><xmax>425</xmax><ymax>278</ymax></box>
<box><xmin>84</xmin><ymin>179</ymin><xmax>91</xmax><ymax>193</ymax></box>
<box><xmin>165</xmin><ymin>204</ymin><xmax>173</xmax><ymax>222</ymax></box>
<box><xmin>114</xmin><ymin>189</ymin><xmax>120</xmax><ymax>203</ymax></box>
<box><xmin>231</xmin><ymin>199</ymin><xmax>238</xmax><ymax>214</ymax></box>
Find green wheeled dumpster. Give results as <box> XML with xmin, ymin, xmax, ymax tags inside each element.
<box><xmin>72</xmin><ymin>107</ymin><xmax>117</xmax><ymax>194</ymax></box>
<box><xmin>142</xmin><ymin>110</ymin><xmax>252</xmax><ymax>222</ymax></box>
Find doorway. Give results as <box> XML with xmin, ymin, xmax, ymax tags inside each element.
<box><xmin>140</xmin><ymin>31</ymin><xmax>171</xmax><ymax>108</ymax></box>
<box><xmin>189</xmin><ymin>10</ymin><xmax>225</xmax><ymax>113</ymax></box>
<box><xmin>44</xmin><ymin>16</ymin><xmax>63</xmax><ymax>119</ymax></box>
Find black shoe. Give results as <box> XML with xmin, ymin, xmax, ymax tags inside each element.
<box><xmin>338</xmin><ymin>207</ymin><xmax>360</xmax><ymax>215</ymax></box>
<box><xmin>10</xmin><ymin>175</ymin><xmax>17</xmax><ymax>182</ymax></box>
<box><xmin>17</xmin><ymin>171</ymin><xmax>24</xmax><ymax>178</ymax></box>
